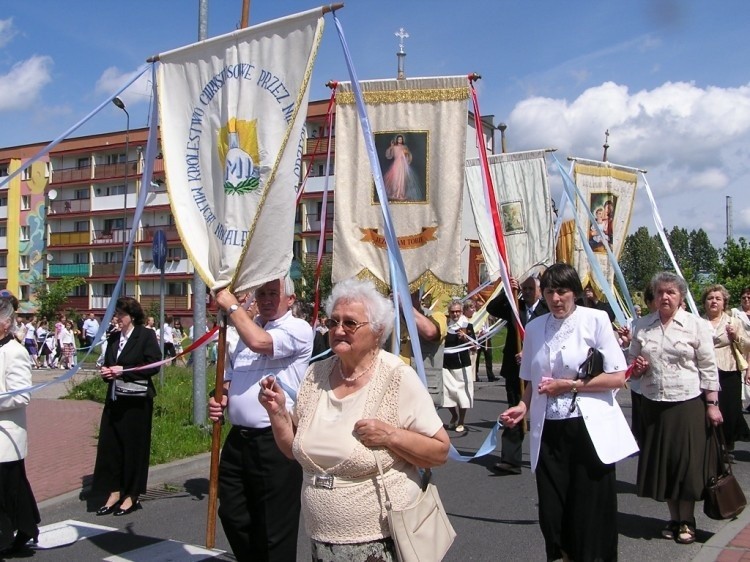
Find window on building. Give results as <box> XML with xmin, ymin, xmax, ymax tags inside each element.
<box><xmin>77</xmin><ymin>157</ymin><xmax>90</xmax><ymax>169</ymax></box>
<box><xmin>0</xmin><ymin>165</ymin><xmax>7</xmax><ymax>177</ymax></box>
<box><xmin>316</xmin><ymin>201</ymin><xmax>323</xmax><ymax>221</ymax></box>
<box><xmin>0</xmin><ymin>197</ymin><xmax>7</xmax><ymax>207</ymax></box>
<box><xmin>19</xmin><ymin>285</ymin><xmax>29</xmax><ymax>301</ymax></box>
<box><xmin>74</xmin><ymin>252</ymin><xmax>87</xmax><ymax>264</ymax></box>
<box><xmin>102</xmin><ymin>283</ymin><xmax>116</xmax><ymax>297</ymax></box>
<box><xmin>293</xmin><ymin>240</ymin><xmax>302</xmax><ymax>259</ymax></box>
<box><xmin>19</xmin><ymin>226</ymin><xmax>30</xmax><ymax>240</ymax></box>
<box><xmin>167</xmin><ymin>247</ymin><xmax>187</xmax><ymax>260</ymax></box>
<box><xmin>167</xmin><ymin>282</ymin><xmax>188</xmax><ymax>296</ymax></box>
<box><xmin>74</xmin><ymin>221</ymin><xmax>88</xmax><ymax>232</ymax></box>
<box><xmin>75</xmin><ymin>188</ymin><xmax>88</xmax><ymax>200</ymax></box>
<box><xmin>106</xmin><ymin>153</ymin><xmax>126</xmax><ymax>165</ymax></box>
<box><xmin>103</xmin><ymin>218</ymin><xmax>125</xmax><ymax>234</ymax></box>
<box><xmin>20</xmin><ymin>195</ymin><xmax>30</xmax><ymax>210</ymax></box>
<box><xmin>21</xmin><ymin>168</ymin><xmax>30</xmax><ymax>181</ymax></box>
<box><xmin>0</xmin><ymin>254</ymin><xmax>6</xmax><ymax>267</ymax></box>
<box><xmin>0</xmin><ymin>226</ymin><xmax>6</xmax><ymax>237</ymax></box>
<box><xmin>102</xmin><ymin>251</ymin><xmax>123</xmax><ymax>264</ymax></box>
<box><xmin>19</xmin><ymin>255</ymin><xmax>28</xmax><ymax>270</ymax></box>
<box><xmin>73</xmin><ymin>285</ymin><xmax>88</xmax><ymax>297</ymax></box>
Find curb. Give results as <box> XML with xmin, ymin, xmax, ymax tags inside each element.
<box><xmin>38</xmin><ymin>452</ymin><xmax>212</xmax><ymax>511</ymax></box>
<box><xmin>691</xmin><ymin>508</ymin><xmax>750</xmax><ymax>561</ymax></box>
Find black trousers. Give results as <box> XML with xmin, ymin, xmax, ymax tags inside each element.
<box><xmin>501</xmin><ymin>372</ymin><xmax>524</xmax><ymax>466</ymax></box>
<box><xmin>218</xmin><ymin>426</ymin><xmax>302</xmax><ymax>562</ymax></box>
<box><xmin>92</xmin><ymin>397</ymin><xmax>153</xmax><ymax>497</ymax></box>
<box><xmin>475</xmin><ymin>340</ymin><xmax>494</xmax><ymax>379</ymax></box>
<box><xmin>536</xmin><ymin>417</ymin><xmax>617</xmax><ymax>562</ymax></box>
<box><xmin>718</xmin><ymin>369</ymin><xmax>750</xmax><ymax>449</ymax></box>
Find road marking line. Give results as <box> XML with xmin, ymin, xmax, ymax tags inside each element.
<box><xmin>34</xmin><ymin>519</ymin><xmax>117</xmax><ymax>549</ymax></box>
<box><xmin>102</xmin><ymin>539</ymin><xmax>224</xmax><ymax>561</ymax></box>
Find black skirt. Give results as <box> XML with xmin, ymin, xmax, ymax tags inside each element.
<box><xmin>637</xmin><ymin>395</ymin><xmax>707</xmax><ymax>501</ymax></box>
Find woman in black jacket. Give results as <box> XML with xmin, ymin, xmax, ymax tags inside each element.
<box><xmin>92</xmin><ymin>297</ymin><xmax>161</xmax><ymax>517</ymax></box>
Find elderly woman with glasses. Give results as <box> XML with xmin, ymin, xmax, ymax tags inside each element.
<box><xmin>0</xmin><ymin>296</ymin><xmax>39</xmax><ymax>554</ymax></box>
<box><xmin>259</xmin><ymin>278</ymin><xmax>450</xmax><ymax>561</ymax></box>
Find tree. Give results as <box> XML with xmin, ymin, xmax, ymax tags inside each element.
<box><xmin>298</xmin><ymin>258</ymin><xmax>333</xmax><ymax>309</ymax></box>
<box><xmin>667</xmin><ymin>226</ymin><xmax>691</xmax><ymax>270</ymax></box>
<box><xmin>716</xmin><ymin>237</ymin><xmax>750</xmax><ymax>307</ymax></box>
<box><xmin>33</xmin><ymin>277</ymin><xmax>86</xmax><ymax>320</ymax></box>
<box><xmin>689</xmin><ymin>228</ymin><xmax>719</xmax><ymax>273</ymax></box>
<box><xmin>620</xmin><ymin>227</ymin><xmax>664</xmax><ymax>292</ymax></box>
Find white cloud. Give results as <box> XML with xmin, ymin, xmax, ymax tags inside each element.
<box><xmin>95</xmin><ymin>66</ymin><xmax>151</xmax><ymax>107</ymax></box>
<box><xmin>0</xmin><ymin>55</ymin><xmax>53</xmax><ymax>111</ymax></box>
<box><xmin>0</xmin><ymin>18</ymin><xmax>17</xmax><ymax>49</ymax></box>
<box><xmin>508</xmin><ymin>80</ymin><xmax>750</xmax><ymax>244</ymax></box>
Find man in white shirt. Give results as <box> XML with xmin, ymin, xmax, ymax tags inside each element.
<box><xmin>209</xmin><ymin>276</ymin><xmax>313</xmax><ymax>561</ymax></box>
<box><xmin>82</xmin><ymin>313</ymin><xmax>100</xmax><ymax>350</ymax></box>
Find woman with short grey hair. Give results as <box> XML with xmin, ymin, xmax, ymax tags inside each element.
<box><xmin>630</xmin><ymin>271</ymin><xmax>721</xmax><ymax>544</ymax></box>
<box><xmin>0</xmin><ymin>296</ymin><xmax>39</xmax><ymax>554</ymax></box>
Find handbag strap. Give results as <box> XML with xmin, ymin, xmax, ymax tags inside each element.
<box><xmin>367</xmin><ymin>367</ymin><xmax>403</xmax><ymax>511</ymax></box>
<box><xmin>712</xmin><ymin>425</ymin><xmax>734</xmax><ymax>477</ymax></box>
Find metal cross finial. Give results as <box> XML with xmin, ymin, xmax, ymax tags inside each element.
<box><xmin>395</xmin><ymin>27</ymin><xmax>409</xmax><ymax>54</ymax></box>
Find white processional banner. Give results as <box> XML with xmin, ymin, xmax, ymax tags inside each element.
<box><xmin>572</xmin><ymin>162</ymin><xmax>637</xmax><ymax>288</ymax></box>
<box><xmin>332</xmin><ymin>77</ymin><xmax>469</xmax><ymax>291</ymax></box>
<box><xmin>158</xmin><ymin>9</ymin><xmax>323</xmax><ymax>292</ymax></box>
<box><xmin>465</xmin><ymin>150</ymin><xmax>554</xmax><ymax>282</ymax></box>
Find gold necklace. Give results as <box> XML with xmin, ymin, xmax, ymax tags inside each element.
<box><xmin>338</xmin><ymin>352</ymin><xmax>379</xmax><ymax>383</ymax></box>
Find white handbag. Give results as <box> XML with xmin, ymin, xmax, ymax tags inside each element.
<box><xmin>373</xmin><ymin>455</ymin><xmax>456</xmax><ymax>562</ymax></box>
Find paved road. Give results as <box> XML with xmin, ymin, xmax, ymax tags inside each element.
<box><xmin>26</xmin><ymin>374</ymin><xmax>750</xmax><ymax>561</ymax></box>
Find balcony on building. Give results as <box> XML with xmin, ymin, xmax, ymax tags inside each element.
<box><xmin>48</xmin><ymin>263</ymin><xmax>91</xmax><ymax>277</ymax></box>
<box><xmin>92</xmin><ymin>229</ymin><xmax>131</xmax><ymax>246</ymax></box>
<box><xmin>63</xmin><ymin>296</ymin><xmax>89</xmax><ymax>310</ymax></box>
<box><xmin>91</xmin><ymin>261</ymin><xmax>136</xmax><ymax>277</ymax></box>
<box><xmin>48</xmin><ymin>198</ymin><xmax>91</xmax><ymax>214</ymax></box>
<box><xmin>140</xmin><ymin>224</ymin><xmax>181</xmax><ymax>244</ymax></box>
<box><xmin>139</xmin><ymin>257</ymin><xmax>192</xmax><ymax>276</ymax></box>
<box><xmin>49</xmin><ymin>229</ymin><xmax>91</xmax><ymax>247</ymax></box>
<box><xmin>138</xmin><ymin>294</ymin><xmax>191</xmax><ymax>312</ymax></box>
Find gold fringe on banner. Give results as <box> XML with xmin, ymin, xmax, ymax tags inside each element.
<box><xmin>336</xmin><ymin>87</ymin><xmax>469</xmax><ymax>106</ymax></box>
<box><xmin>574</xmin><ymin>164</ymin><xmax>637</xmax><ymax>184</ymax></box>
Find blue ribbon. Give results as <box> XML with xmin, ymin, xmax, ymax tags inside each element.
<box><xmin>448</xmin><ymin>421</ymin><xmax>502</xmax><ymax>462</ymax></box>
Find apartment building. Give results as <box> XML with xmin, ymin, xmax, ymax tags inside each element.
<box><xmin>0</xmin><ymin>98</ymin><xmax>496</xmax><ymax>320</ymax></box>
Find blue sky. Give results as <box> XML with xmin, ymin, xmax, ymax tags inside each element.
<box><xmin>1</xmin><ymin>1</ymin><xmax>749</xmax><ymax>246</ymax></box>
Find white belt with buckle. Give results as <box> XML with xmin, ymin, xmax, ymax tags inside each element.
<box><xmin>307</xmin><ymin>472</ymin><xmax>376</xmax><ymax>489</ymax></box>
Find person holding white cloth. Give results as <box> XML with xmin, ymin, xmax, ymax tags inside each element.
<box><xmin>500</xmin><ymin>263</ymin><xmax>636</xmax><ymax>562</ymax></box>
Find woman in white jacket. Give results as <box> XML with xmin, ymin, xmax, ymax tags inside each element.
<box><xmin>0</xmin><ymin>296</ymin><xmax>39</xmax><ymax>553</ymax></box>
<box><xmin>500</xmin><ymin>264</ymin><xmax>636</xmax><ymax>562</ymax></box>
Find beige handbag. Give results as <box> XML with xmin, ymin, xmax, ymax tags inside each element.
<box><xmin>373</xmin><ymin>455</ymin><xmax>456</xmax><ymax>562</ymax></box>
<box><xmin>730</xmin><ymin>318</ymin><xmax>749</xmax><ymax>371</ymax></box>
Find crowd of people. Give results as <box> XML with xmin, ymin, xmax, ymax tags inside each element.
<box><xmin>3</xmin><ymin>265</ymin><xmax>750</xmax><ymax>561</ymax></box>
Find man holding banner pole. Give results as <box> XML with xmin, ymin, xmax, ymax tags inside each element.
<box><xmin>487</xmin><ymin>275</ymin><xmax>547</xmax><ymax>475</ymax></box>
<box><xmin>208</xmin><ymin>277</ymin><xmax>313</xmax><ymax>561</ymax></box>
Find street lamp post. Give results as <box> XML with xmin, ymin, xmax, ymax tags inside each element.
<box><xmin>112</xmin><ymin>97</ymin><xmax>130</xmax><ymax>294</ymax></box>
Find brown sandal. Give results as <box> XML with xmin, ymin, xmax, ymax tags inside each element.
<box><xmin>661</xmin><ymin>520</ymin><xmax>678</xmax><ymax>540</ymax></box>
<box><xmin>676</xmin><ymin>521</ymin><xmax>696</xmax><ymax>544</ymax></box>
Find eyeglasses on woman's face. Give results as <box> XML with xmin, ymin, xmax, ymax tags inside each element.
<box><xmin>324</xmin><ymin>318</ymin><xmax>370</xmax><ymax>334</ymax></box>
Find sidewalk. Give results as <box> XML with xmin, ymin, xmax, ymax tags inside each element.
<box><xmin>22</xmin><ymin>367</ymin><xmax>750</xmax><ymax>561</ymax></box>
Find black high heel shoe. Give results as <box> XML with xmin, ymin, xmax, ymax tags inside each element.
<box><xmin>113</xmin><ymin>501</ymin><xmax>142</xmax><ymax>516</ymax></box>
<box><xmin>96</xmin><ymin>503</ymin><xmax>119</xmax><ymax>516</ymax></box>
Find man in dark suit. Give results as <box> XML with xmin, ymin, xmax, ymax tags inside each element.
<box><xmin>487</xmin><ymin>275</ymin><xmax>548</xmax><ymax>475</ymax></box>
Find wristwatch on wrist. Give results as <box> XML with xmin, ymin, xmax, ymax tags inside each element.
<box><xmin>706</xmin><ymin>400</ymin><xmax>719</xmax><ymax>406</ymax></box>
<box><xmin>228</xmin><ymin>304</ymin><xmax>240</xmax><ymax>315</ymax></box>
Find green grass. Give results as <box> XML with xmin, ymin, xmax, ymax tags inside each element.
<box><xmin>64</xmin><ymin>365</ymin><xmax>229</xmax><ymax>466</ymax></box>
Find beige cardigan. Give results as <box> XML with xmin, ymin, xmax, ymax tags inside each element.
<box><xmin>706</xmin><ymin>312</ymin><xmax>749</xmax><ymax>372</ymax></box>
